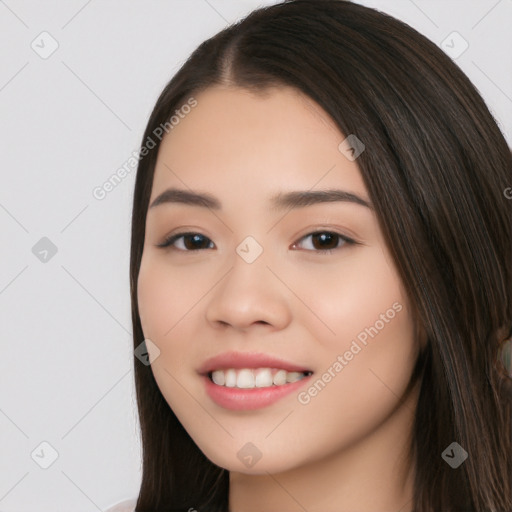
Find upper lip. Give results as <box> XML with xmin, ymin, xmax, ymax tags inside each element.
<box><xmin>197</xmin><ymin>351</ymin><xmax>313</xmax><ymax>375</ymax></box>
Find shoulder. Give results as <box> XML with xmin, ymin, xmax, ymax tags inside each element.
<box><xmin>105</xmin><ymin>498</ymin><xmax>137</xmax><ymax>512</ymax></box>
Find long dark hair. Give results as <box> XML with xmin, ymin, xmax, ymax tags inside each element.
<box><xmin>129</xmin><ymin>1</ymin><xmax>512</xmax><ymax>510</ymax></box>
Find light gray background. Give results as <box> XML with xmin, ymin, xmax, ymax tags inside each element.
<box><xmin>1</xmin><ymin>1</ymin><xmax>511</xmax><ymax>511</ymax></box>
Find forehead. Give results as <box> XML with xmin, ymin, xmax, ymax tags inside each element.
<box><xmin>162</xmin><ymin>84</ymin><xmax>342</xmax><ymax>147</ymax></box>
<box><xmin>151</xmin><ymin>85</ymin><xmax>367</xmax><ymax>202</ymax></box>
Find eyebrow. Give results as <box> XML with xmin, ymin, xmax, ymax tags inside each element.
<box><xmin>149</xmin><ymin>187</ymin><xmax>373</xmax><ymax>211</ymax></box>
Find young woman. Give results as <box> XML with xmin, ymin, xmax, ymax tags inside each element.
<box><xmin>112</xmin><ymin>0</ymin><xmax>512</xmax><ymax>510</ymax></box>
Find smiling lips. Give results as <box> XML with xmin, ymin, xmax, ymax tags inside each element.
<box><xmin>198</xmin><ymin>350</ymin><xmax>313</xmax><ymax>375</ymax></box>
<box><xmin>198</xmin><ymin>351</ymin><xmax>314</xmax><ymax>410</ymax></box>
<box><xmin>211</xmin><ymin>367</ymin><xmax>311</xmax><ymax>388</ymax></box>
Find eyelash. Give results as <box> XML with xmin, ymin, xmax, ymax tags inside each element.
<box><xmin>156</xmin><ymin>230</ymin><xmax>357</xmax><ymax>254</ymax></box>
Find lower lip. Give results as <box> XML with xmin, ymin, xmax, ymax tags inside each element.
<box><xmin>202</xmin><ymin>373</ymin><xmax>313</xmax><ymax>410</ymax></box>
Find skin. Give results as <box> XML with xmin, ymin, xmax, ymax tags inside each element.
<box><xmin>137</xmin><ymin>85</ymin><xmax>423</xmax><ymax>511</ymax></box>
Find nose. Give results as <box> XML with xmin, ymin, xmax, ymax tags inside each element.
<box><xmin>204</xmin><ymin>251</ymin><xmax>292</xmax><ymax>333</ymax></box>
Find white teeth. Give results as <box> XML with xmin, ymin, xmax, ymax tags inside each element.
<box><xmin>286</xmin><ymin>371</ymin><xmax>304</xmax><ymax>383</ymax></box>
<box><xmin>237</xmin><ymin>369</ymin><xmax>255</xmax><ymax>388</ymax></box>
<box><xmin>209</xmin><ymin>367</ymin><xmax>310</xmax><ymax>389</ymax></box>
<box><xmin>225</xmin><ymin>369</ymin><xmax>237</xmax><ymax>388</ymax></box>
<box><xmin>211</xmin><ymin>370</ymin><xmax>225</xmax><ymax>386</ymax></box>
<box><xmin>255</xmin><ymin>368</ymin><xmax>273</xmax><ymax>388</ymax></box>
<box><xmin>273</xmin><ymin>369</ymin><xmax>287</xmax><ymax>386</ymax></box>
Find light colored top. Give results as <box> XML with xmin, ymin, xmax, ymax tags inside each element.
<box><xmin>105</xmin><ymin>498</ymin><xmax>137</xmax><ymax>512</ymax></box>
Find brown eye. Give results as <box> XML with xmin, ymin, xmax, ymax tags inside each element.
<box><xmin>156</xmin><ymin>230</ymin><xmax>355</xmax><ymax>253</ymax></box>
<box><xmin>292</xmin><ymin>231</ymin><xmax>354</xmax><ymax>253</ymax></box>
<box><xmin>157</xmin><ymin>232</ymin><xmax>214</xmax><ymax>251</ymax></box>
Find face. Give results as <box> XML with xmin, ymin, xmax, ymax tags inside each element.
<box><xmin>137</xmin><ymin>85</ymin><xmax>421</xmax><ymax>474</ymax></box>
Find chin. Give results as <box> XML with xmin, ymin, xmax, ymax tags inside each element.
<box><xmin>197</xmin><ymin>440</ymin><xmax>304</xmax><ymax>475</ymax></box>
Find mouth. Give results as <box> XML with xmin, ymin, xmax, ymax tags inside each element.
<box><xmin>198</xmin><ymin>351</ymin><xmax>314</xmax><ymax>410</ymax></box>
<box><xmin>207</xmin><ymin>368</ymin><xmax>313</xmax><ymax>389</ymax></box>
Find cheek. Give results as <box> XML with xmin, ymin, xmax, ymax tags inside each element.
<box><xmin>302</xmin><ymin>300</ymin><xmax>417</xmax><ymax>434</ymax></box>
<box><xmin>137</xmin><ymin>254</ymin><xmax>200</xmax><ymax>340</ymax></box>
<box><xmin>137</xmin><ymin>259</ymin><xmax>165</xmax><ymax>340</ymax></box>
<box><xmin>136</xmin><ymin>254</ymin><xmax>211</xmax><ymax>400</ymax></box>
<box><xmin>289</xmin><ymin>294</ymin><xmax>417</xmax><ymax>464</ymax></box>
<box><xmin>289</xmin><ymin>245</ymin><xmax>407</xmax><ymax>346</ymax></box>
<box><xmin>136</xmin><ymin>257</ymin><xmax>199</xmax><ymax>408</ymax></box>
<box><xmin>290</xmin><ymin>245</ymin><xmax>418</xmax><ymax>418</ymax></box>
